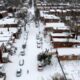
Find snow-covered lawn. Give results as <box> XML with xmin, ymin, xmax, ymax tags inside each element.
<box><xmin>60</xmin><ymin>61</ymin><xmax>80</xmax><ymax>80</ymax></box>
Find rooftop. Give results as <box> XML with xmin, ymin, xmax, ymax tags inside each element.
<box><xmin>50</xmin><ymin>32</ymin><xmax>72</xmax><ymax>37</ymax></box>
<box><xmin>57</xmin><ymin>48</ymin><xmax>80</xmax><ymax>56</ymax></box>
<box><xmin>52</xmin><ymin>38</ymin><xmax>80</xmax><ymax>43</ymax></box>
<box><xmin>45</xmin><ymin>22</ymin><xmax>69</xmax><ymax>30</ymax></box>
<box><xmin>0</xmin><ymin>18</ymin><xmax>18</xmax><ymax>25</ymax></box>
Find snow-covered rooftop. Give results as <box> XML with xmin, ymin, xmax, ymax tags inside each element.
<box><xmin>0</xmin><ymin>11</ymin><xmax>7</xmax><ymax>14</ymax></box>
<box><xmin>50</xmin><ymin>9</ymin><xmax>55</xmax><ymax>12</ymax></box>
<box><xmin>50</xmin><ymin>32</ymin><xmax>72</xmax><ymax>37</ymax></box>
<box><xmin>0</xmin><ymin>64</ymin><xmax>3</xmax><ymax>67</ymax></box>
<box><xmin>44</xmin><ymin>14</ymin><xmax>60</xmax><ymax>19</ymax></box>
<box><xmin>2</xmin><ymin>52</ymin><xmax>9</xmax><ymax>58</ymax></box>
<box><xmin>0</xmin><ymin>77</ymin><xmax>5</xmax><ymax>80</ymax></box>
<box><xmin>0</xmin><ymin>31</ymin><xmax>12</xmax><ymax>37</ymax></box>
<box><xmin>52</xmin><ymin>38</ymin><xmax>80</xmax><ymax>43</ymax></box>
<box><xmin>57</xmin><ymin>48</ymin><xmax>80</xmax><ymax>56</ymax></box>
<box><xmin>56</xmin><ymin>9</ymin><xmax>62</xmax><ymax>12</ymax></box>
<box><xmin>0</xmin><ymin>27</ymin><xmax>18</xmax><ymax>47</ymax></box>
<box><xmin>0</xmin><ymin>28</ymin><xmax>18</xmax><ymax>34</ymax></box>
<box><xmin>40</xmin><ymin>11</ymin><xmax>60</xmax><ymax>19</ymax></box>
<box><xmin>0</xmin><ymin>18</ymin><xmax>18</xmax><ymax>25</ymax></box>
<box><xmin>45</xmin><ymin>22</ymin><xmax>69</xmax><ymax>30</ymax></box>
<box><xmin>0</xmin><ymin>36</ymin><xmax>10</xmax><ymax>42</ymax></box>
<box><xmin>0</xmin><ymin>42</ymin><xmax>6</xmax><ymax>47</ymax></box>
<box><xmin>40</xmin><ymin>10</ymin><xmax>48</xmax><ymax>17</ymax></box>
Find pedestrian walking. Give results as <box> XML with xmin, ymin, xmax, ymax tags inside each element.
<box><xmin>27</xmin><ymin>70</ymin><xmax>29</xmax><ymax>74</ymax></box>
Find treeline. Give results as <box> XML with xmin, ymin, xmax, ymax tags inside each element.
<box><xmin>46</xmin><ymin>0</ymin><xmax>80</xmax><ymax>3</ymax></box>
<box><xmin>4</xmin><ymin>0</ymin><xmax>26</xmax><ymax>6</ymax></box>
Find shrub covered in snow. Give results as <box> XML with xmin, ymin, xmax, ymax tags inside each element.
<box><xmin>37</xmin><ymin>50</ymin><xmax>52</xmax><ymax>67</ymax></box>
<box><xmin>52</xmin><ymin>73</ymin><xmax>65</xmax><ymax>80</ymax></box>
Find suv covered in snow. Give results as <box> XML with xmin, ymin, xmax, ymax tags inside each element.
<box><xmin>37</xmin><ymin>62</ymin><xmax>43</xmax><ymax>71</ymax></box>
<box><xmin>0</xmin><ymin>72</ymin><xmax>6</xmax><ymax>80</ymax></box>
<box><xmin>20</xmin><ymin>50</ymin><xmax>25</xmax><ymax>56</ymax></box>
<box><xmin>16</xmin><ymin>68</ymin><xmax>22</xmax><ymax>77</ymax></box>
<box><xmin>19</xmin><ymin>59</ymin><xmax>24</xmax><ymax>66</ymax></box>
<box><xmin>37</xmin><ymin>60</ymin><xmax>45</xmax><ymax>71</ymax></box>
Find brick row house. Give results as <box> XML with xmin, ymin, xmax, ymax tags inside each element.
<box><xmin>44</xmin><ymin>22</ymin><xmax>70</xmax><ymax>33</ymax></box>
<box><xmin>0</xmin><ymin>18</ymin><xmax>19</xmax><ymax>27</ymax></box>
<box><xmin>0</xmin><ymin>11</ymin><xmax>8</xmax><ymax>19</ymax></box>
<box><xmin>0</xmin><ymin>17</ymin><xmax>21</xmax><ymax>64</ymax></box>
<box><xmin>56</xmin><ymin>48</ymin><xmax>80</xmax><ymax>61</ymax></box>
<box><xmin>0</xmin><ymin>1</ymin><xmax>22</xmax><ymax>79</ymax></box>
<box><xmin>37</xmin><ymin>2</ymin><xmax>80</xmax><ymax>62</ymax></box>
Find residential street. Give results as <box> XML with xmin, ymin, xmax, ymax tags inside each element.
<box><xmin>4</xmin><ymin>6</ymin><xmax>62</xmax><ymax>80</ymax></box>
<box><xmin>0</xmin><ymin>0</ymin><xmax>80</xmax><ymax>80</ymax></box>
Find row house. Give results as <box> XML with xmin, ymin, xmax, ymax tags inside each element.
<box><xmin>0</xmin><ymin>11</ymin><xmax>8</xmax><ymax>19</ymax></box>
<box><xmin>56</xmin><ymin>48</ymin><xmax>80</xmax><ymax>61</ymax></box>
<box><xmin>0</xmin><ymin>42</ymin><xmax>10</xmax><ymax>63</ymax></box>
<box><xmin>7</xmin><ymin>6</ymin><xmax>16</xmax><ymax>13</ymax></box>
<box><xmin>52</xmin><ymin>38</ymin><xmax>80</xmax><ymax>48</ymax></box>
<box><xmin>50</xmin><ymin>32</ymin><xmax>75</xmax><ymax>40</ymax></box>
<box><xmin>0</xmin><ymin>3</ymin><xmax>5</xmax><ymax>10</ymax></box>
<box><xmin>0</xmin><ymin>43</ymin><xmax>4</xmax><ymax>63</ymax></box>
<box><xmin>0</xmin><ymin>33</ymin><xmax>15</xmax><ymax>63</ymax></box>
<box><xmin>0</xmin><ymin>63</ymin><xmax>6</xmax><ymax>80</ymax></box>
<box><xmin>46</xmin><ymin>8</ymin><xmax>80</xmax><ymax>17</ymax></box>
<box><xmin>40</xmin><ymin>11</ymin><xmax>60</xmax><ymax>23</ymax></box>
<box><xmin>43</xmin><ymin>14</ymin><xmax>60</xmax><ymax>24</ymax></box>
<box><xmin>0</xmin><ymin>27</ymin><xmax>20</xmax><ymax>61</ymax></box>
<box><xmin>44</xmin><ymin>22</ymin><xmax>69</xmax><ymax>33</ymax></box>
<box><xmin>0</xmin><ymin>18</ymin><xmax>19</xmax><ymax>27</ymax></box>
<box><xmin>48</xmin><ymin>9</ymin><xmax>56</xmax><ymax>15</ymax></box>
<box><xmin>49</xmin><ymin>9</ymin><xmax>80</xmax><ymax>17</ymax></box>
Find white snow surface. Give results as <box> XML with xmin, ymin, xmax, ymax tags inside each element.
<box><xmin>4</xmin><ymin>8</ymin><xmax>63</xmax><ymax>80</ymax></box>
<box><xmin>57</xmin><ymin>48</ymin><xmax>80</xmax><ymax>56</ymax></box>
<box><xmin>45</xmin><ymin>22</ymin><xmax>69</xmax><ymax>30</ymax></box>
<box><xmin>3</xmin><ymin>5</ymin><xmax>80</xmax><ymax>80</ymax></box>
<box><xmin>5</xmin><ymin>21</ymin><xmax>63</xmax><ymax>80</ymax></box>
<box><xmin>0</xmin><ymin>18</ymin><xmax>18</xmax><ymax>25</ymax></box>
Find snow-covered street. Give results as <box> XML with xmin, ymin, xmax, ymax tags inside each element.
<box><xmin>4</xmin><ymin>7</ymin><xmax>63</xmax><ymax>80</ymax></box>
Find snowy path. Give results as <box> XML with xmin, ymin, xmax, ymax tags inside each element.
<box><xmin>23</xmin><ymin>22</ymin><xmax>38</xmax><ymax>79</ymax></box>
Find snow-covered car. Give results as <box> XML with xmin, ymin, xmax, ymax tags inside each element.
<box><xmin>20</xmin><ymin>51</ymin><xmax>25</xmax><ymax>56</ymax></box>
<box><xmin>38</xmin><ymin>63</ymin><xmax>43</xmax><ymax>71</ymax></box>
<box><xmin>0</xmin><ymin>72</ymin><xmax>6</xmax><ymax>80</ymax></box>
<box><xmin>38</xmin><ymin>64</ymin><xmax>43</xmax><ymax>71</ymax></box>
<box><xmin>37</xmin><ymin>43</ymin><xmax>41</xmax><ymax>48</ymax></box>
<box><xmin>22</xmin><ymin>44</ymin><xmax>26</xmax><ymax>49</ymax></box>
<box><xmin>16</xmin><ymin>68</ymin><xmax>22</xmax><ymax>77</ymax></box>
<box><xmin>37</xmin><ymin>40</ymin><xmax>41</xmax><ymax>48</ymax></box>
<box><xmin>19</xmin><ymin>59</ymin><xmax>24</xmax><ymax>66</ymax></box>
<box><xmin>36</xmin><ymin>34</ymin><xmax>40</xmax><ymax>40</ymax></box>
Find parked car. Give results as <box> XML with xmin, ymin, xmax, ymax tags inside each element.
<box><xmin>37</xmin><ymin>40</ymin><xmax>41</xmax><ymax>48</ymax></box>
<box><xmin>36</xmin><ymin>34</ymin><xmax>40</xmax><ymax>40</ymax></box>
<box><xmin>22</xmin><ymin>44</ymin><xmax>26</xmax><ymax>49</ymax></box>
<box><xmin>37</xmin><ymin>62</ymin><xmax>43</xmax><ymax>71</ymax></box>
<box><xmin>16</xmin><ymin>68</ymin><xmax>22</xmax><ymax>77</ymax></box>
<box><xmin>20</xmin><ymin>51</ymin><xmax>25</xmax><ymax>56</ymax></box>
<box><xmin>37</xmin><ymin>43</ymin><xmax>41</xmax><ymax>48</ymax></box>
<box><xmin>19</xmin><ymin>59</ymin><xmax>24</xmax><ymax>66</ymax></box>
<box><xmin>0</xmin><ymin>72</ymin><xmax>6</xmax><ymax>80</ymax></box>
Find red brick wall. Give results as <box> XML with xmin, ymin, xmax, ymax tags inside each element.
<box><xmin>58</xmin><ymin>55</ymin><xmax>80</xmax><ymax>61</ymax></box>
